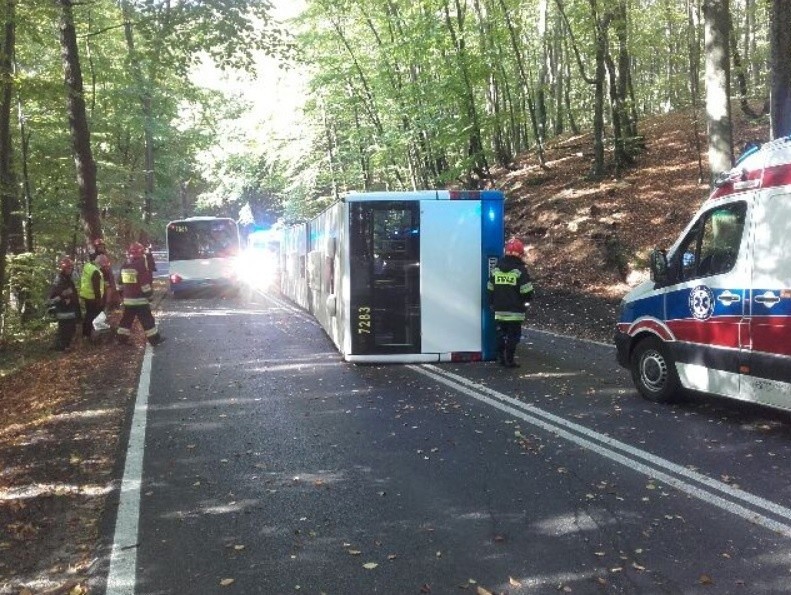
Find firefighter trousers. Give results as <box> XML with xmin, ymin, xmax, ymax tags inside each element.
<box><xmin>117</xmin><ymin>304</ymin><xmax>161</xmax><ymax>345</ymax></box>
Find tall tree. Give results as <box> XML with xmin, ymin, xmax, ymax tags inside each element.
<box><xmin>57</xmin><ymin>0</ymin><xmax>101</xmax><ymax>243</ymax></box>
<box><xmin>769</xmin><ymin>0</ymin><xmax>791</xmax><ymax>138</ymax></box>
<box><xmin>703</xmin><ymin>0</ymin><xmax>732</xmax><ymax>181</ymax></box>
<box><xmin>0</xmin><ymin>0</ymin><xmax>15</xmax><ymax>319</ymax></box>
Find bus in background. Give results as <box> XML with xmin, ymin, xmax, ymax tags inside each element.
<box><xmin>166</xmin><ymin>217</ymin><xmax>241</xmax><ymax>298</ymax></box>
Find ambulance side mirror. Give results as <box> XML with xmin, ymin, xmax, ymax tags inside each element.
<box><xmin>649</xmin><ymin>249</ymin><xmax>669</xmax><ymax>284</ymax></box>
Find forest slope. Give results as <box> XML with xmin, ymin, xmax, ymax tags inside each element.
<box><xmin>499</xmin><ymin>104</ymin><xmax>768</xmax><ymax>343</ymax></box>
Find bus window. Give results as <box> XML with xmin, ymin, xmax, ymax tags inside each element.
<box><xmin>167</xmin><ymin>219</ymin><xmax>240</xmax><ymax>261</ymax></box>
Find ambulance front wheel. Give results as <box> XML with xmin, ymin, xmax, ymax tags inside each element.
<box><xmin>631</xmin><ymin>336</ymin><xmax>680</xmax><ymax>403</ymax></box>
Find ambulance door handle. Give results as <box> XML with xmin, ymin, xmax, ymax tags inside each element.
<box><xmin>717</xmin><ymin>291</ymin><xmax>741</xmax><ymax>306</ymax></box>
<box><xmin>754</xmin><ymin>291</ymin><xmax>780</xmax><ymax>306</ymax></box>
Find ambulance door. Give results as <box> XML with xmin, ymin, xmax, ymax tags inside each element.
<box><xmin>743</xmin><ymin>192</ymin><xmax>791</xmax><ymax>408</ymax></box>
<box><xmin>666</xmin><ymin>200</ymin><xmax>748</xmax><ymax>399</ymax></box>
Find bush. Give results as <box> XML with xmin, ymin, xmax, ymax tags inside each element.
<box><xmin>2</xmin><ymin>252</ymin><xmax>56</xmax><ymax>340</ymax></box>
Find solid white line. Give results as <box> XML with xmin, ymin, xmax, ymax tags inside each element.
<box><xmin>524</xmin><ymin>325</ymin><xmax>613</xmax><ymax>348</ymax></box>
<box><xmin>409</xmin><ymin>364</ymin><xmax>791</xmax><ymax>538</ymax></box>
<box><xmin>424</xmin><ymin>365</ymin><xmax>791</xmax><ymax>521</ymax></box>
<box><xmin>106</xmin><ymin>345</ymin><xmax>153</xmax><ymax>595</ymax></box>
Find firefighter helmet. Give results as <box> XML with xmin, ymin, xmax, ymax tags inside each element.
<box><xmin>504</xmin><ymin>238</ymin><xmax>525</xmax><ymax>256</ymax></box>
<box><xmin>59</xmin><ymin>257</ymin><xmax>74</xmax><ymax>272</ymax></box>
<box><xmin>128</xmin><ymin>242</ymin><xmax>145</xmax><ymax>258</ymax></box>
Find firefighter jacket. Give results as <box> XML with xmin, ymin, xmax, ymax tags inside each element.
<box><xmin>48</xmin><ymin>272</ymin><xmax>81</xmax><ymax>320</ymax></box>
<box><xmin>487</xmin><ymin>255</ymin><xmax>534</xmax><ymax>321</ymax></box>
<box><xmin>118</xmin><ymin>256</ymin><xmax>153</xmax><ymax>306</ymax></box>
<box><xmin>79</xmin><ymin>261</ymin><xmax>105</xmax><ymax>301</ymax></box>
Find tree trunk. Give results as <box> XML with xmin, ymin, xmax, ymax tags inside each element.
<box><xmin>0</xmin><ymin>0</ymin><xmax>21</xmax><ymax>258</ymax></box>
<box><xmin>552</xmin><ymin>11</ymin><xmax>565</xmax><ymax>136</ymax></box>
<box><xmin>703</xmin><ymin>0</ymin><xmax>733</xmax><ymax>182</ymax></box>
<box><xmin>686</xmin><ymin>0</ymin><xmax>705</xmax><ymax>182</ymax></box>
<box><xmin>0</xmin><ymin>0</ymin><xmax>14</xmax><ymax>320</ymax></box>
<box><xmin>729</xmin><ymin>15</ymin><xmax>757</xmax><ymax>118</ymax></box>
<box><xmin>58</xmin><ymin>0</ymin><xmax>101</xmax><ymax>243</ymax></box>
<box><xmin>499</xmin><ymin>0</ymin><xmax>546</xmax><ymax>166</ymax></box>
<box><xmin>536</xmin><ymin>0</ymin><xmax>549</xmax><ymax>146</ymax></box>
<box><xmin>18</xmin><ymin>102</ymin><xmax>32</xmax><ymax>252</ymax></box>
<box><xmin>770</xmin><ymin>0</ymin><xmax>791</xmax><ymax>138</ymax></box>
<box><xmin>442</xmin><ymin>0</ymin><xmax>490</xmax><ymax>183</ymax></box>
<box><xmin>588</xmin><ymin>0</ymin><xmax>608</xmax><ymax>178</ymax></box>
<box><xmin>121</xmin><ymin>1</ymin><xmax>155</xmax><ymax>226</ymax></box>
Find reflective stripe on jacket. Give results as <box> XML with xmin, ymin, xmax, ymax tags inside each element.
<box><xmin>487</xmin><ymin>255</ymin><xmax>534</xmax><ymax>322</ymax></box>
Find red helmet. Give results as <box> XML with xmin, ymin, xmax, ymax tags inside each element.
<box><xmin>504</xmin><ymin>238</ymin><xmax>525</xmax><ymax>256</ymax></box>
<box><xmin>128</xmin><ymin>242</ymin><xmax>145</xmax><ymax>258</ymax></box>
<box><xmin>59</xmin><ymin>257</ymin><xmax>74</xmax><ymax>272</ymax></box>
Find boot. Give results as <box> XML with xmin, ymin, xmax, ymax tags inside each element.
<box><xmin>505</xmin><ymin>346</ymin><xmax>520</xmax><ymax>368</ymax></box>
<box><xmin>495</xmin><ymin>337</ymin><xmax>507</xmax><ymax>366</ymax></box>
<box><xmin>148</xmin><ymin>333</ymin><xmax>166</xmax><ymax>346</ymax></box>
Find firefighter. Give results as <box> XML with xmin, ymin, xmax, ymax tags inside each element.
<box><xmin>90</xmin><ymin>238</ymin><xmax>119</xmax><ymax>308</ymax></box>
<box><xmin>487</xmin><ymin>238</ymin><xmax>534</xmax><ymax>368</ymax></box>
<box><xmin>79</xmin><ymin>252</ymin><xmax>106</xmax><ymax>341</ymax></box>
<box><xmin>116</xmin><ymin>242</ymin><xmax>165</xmax><ymax>346</ymax></box>
<box><xmin>47</xmin><ymin>257</ymin><xmax>81</xmax><ymax>351</ymax></box>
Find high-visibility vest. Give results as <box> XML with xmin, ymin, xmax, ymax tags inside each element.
<box><xmin>79</xmin><ymin>261</ymin><xmax>105</xmax><ymax>300</ymax></box>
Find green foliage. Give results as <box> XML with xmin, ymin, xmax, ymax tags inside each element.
<box><xmin>1</xmin><ymin>253</ymin><xmax>54</xmax><ymax>340</ymax></box>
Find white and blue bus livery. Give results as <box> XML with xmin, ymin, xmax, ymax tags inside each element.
<box><xmin>280</xmin><ymin>190</ymin><xmax>505</xmax><ymax>363</ymax></box>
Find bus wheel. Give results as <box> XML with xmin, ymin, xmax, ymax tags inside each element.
<box><xmin>630</xmin><ymin>336</ymin><xmax>680</xmax><ymax>403</ymax></box>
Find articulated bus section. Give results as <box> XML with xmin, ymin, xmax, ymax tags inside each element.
<box><xmin>280</xmin><ymin>190</ymin><xmax>505</xmax><ymax>363</ymax></box>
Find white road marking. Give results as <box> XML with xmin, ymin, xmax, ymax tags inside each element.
<box><xmin>524</xmin><ymin>325</ymin><xmax>613</xmax><ymax>348</ymax></box>
<box><xmin>410</xmin><ymin>364</ymin><xmax>791</xmax><ymax>538</ymax></box>
<box><xmin>106</xmin><ymin>346</ymin><xmax>153</xmax><ymax>595</ymax></box>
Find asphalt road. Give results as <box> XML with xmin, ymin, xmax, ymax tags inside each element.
<box><xmin>108</xmin><ymin>289</ymin><xmax>791</xmax><ymax>594</ymax></box>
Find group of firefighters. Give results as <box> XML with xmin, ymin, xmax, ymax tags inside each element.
<box><xmin>47</xmin><ymin>239</ymin><xmax>165</xmax><ymax>351</ymax></box>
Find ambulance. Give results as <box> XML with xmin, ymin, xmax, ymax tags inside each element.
<box><xmin>615</xmin><ymin>136</ymin><xmax>791</xmax><ymax>410</ymax></box>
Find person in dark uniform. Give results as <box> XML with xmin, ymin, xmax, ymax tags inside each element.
<box><xmin>116</xmin><ymin>242</ymin><xmax>165</xmax><ymax>346</ymax></box>
<box><xmin>487</xmin><ymin>238</ymin><xmax>534</xmax><ymax>368</ymax></box>
<box><xmin>48</xmin><ymin>257</ymin><xmax>81</xmax><ymax>351</ymax></box>
<box><xmin>79</xmin><ymin>253</ymin><xmax>105</xmax><ymax>340</ymax></box>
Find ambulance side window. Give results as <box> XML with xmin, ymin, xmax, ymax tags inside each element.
<box><xmin>677</xmin><ymin>202</ymin><xmax>747</xmax><ymax>281</ymax></box>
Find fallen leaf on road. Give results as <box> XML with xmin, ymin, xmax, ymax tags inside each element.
<box><xmin>363</xmin><ymin>562</ymin><xmax>378</xmax><ymax>569</ymax></box>
<box><xmin>220</xmin><ymin>578</ymin><xmax>235</xmax><ymax>586</ymax></box>
<box><xmin>699</xmin><ymin>574</ymin><xmax>714</xmax><ymax>585</ymax></box>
